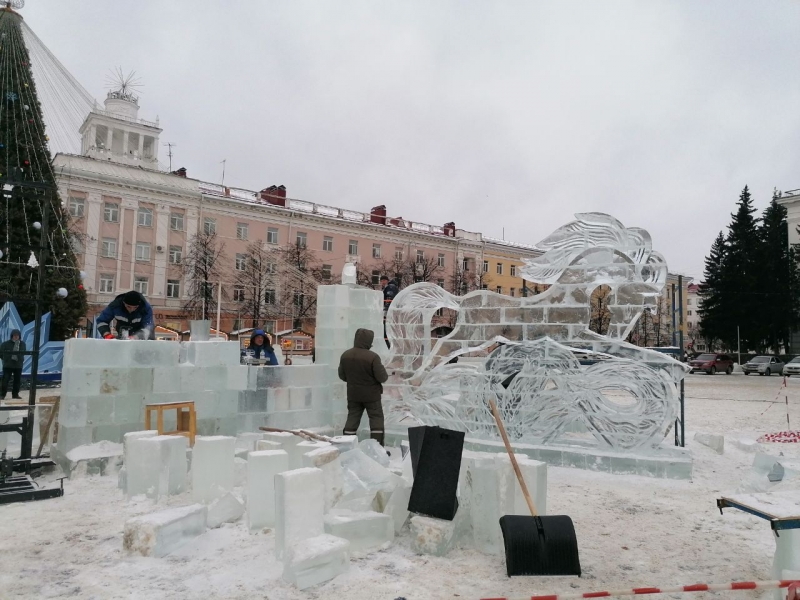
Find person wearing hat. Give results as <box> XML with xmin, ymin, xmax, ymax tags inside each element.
<box><xmin>379</xmin><ymin>275</ymin><xmax>399</xmax><ymax>348</ymax></box>
<box><xmin>96</xmin><ymin>290</ymin><xmax>155</xmax><ymax>340</ymax></box>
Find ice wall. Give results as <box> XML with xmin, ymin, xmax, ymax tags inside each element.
<box><xmin>55</xmin><ymin>339</ymin><xmax>331</xmax><ymax>460</ymax></box>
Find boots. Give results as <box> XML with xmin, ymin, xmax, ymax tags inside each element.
<box><xmin>370</xmin><ymin>432</ymin><xmax>385</xmax><ymax>447</ymax></box>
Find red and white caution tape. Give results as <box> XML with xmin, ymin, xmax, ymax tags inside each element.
<box><xmin>481</xmin><ymin>579</ymin><xmax>800</xmax><ymax>600</ymax></box>
<box><xmin>759</xmin><ymin>377</ymin><xmax>798</xmax><ymax>442</ymax></box>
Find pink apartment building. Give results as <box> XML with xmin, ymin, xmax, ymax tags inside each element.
<box><xmin>53</xmin><ymin>91</ymin><xmax>541</xmax><ymax>335</ymax></box>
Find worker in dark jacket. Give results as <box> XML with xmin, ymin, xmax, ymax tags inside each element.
<box><xmin>380</xmin><ymin>275</ymin><xmax>399</xmax><ymax>312</ymax></box>
<box><xmin>248</xmin><ymin>329</ymin><xmax>279</xmax><ymax>365</ymax></box>
<box><xmin>96</xmin><ymin>291</ymin><xmax>155</xmax><ymax>340</ymax></box>
<box><xmin>1</xmin><ymin>329</ymin><xmax>26</xmax><ymax>399</ymax></box>
<box><xmin>338</xmin><ymin>328</ymin><xmax>389</xmax><ymax>445</ymax></box>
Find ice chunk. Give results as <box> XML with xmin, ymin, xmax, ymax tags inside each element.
<box><xmin>410</xmin><ymin>515</ymin><xmax>457</xmax><ymax>556</ymax></box>
<box><xmin>302</xmin><ymin>446</ymin><xmax>343</xmax><ymax>511</ymax></box>
<box><xmin>359</xmin><ymin>438</ymin><xmax>390</xmax><ymax>468</ymax></box>
<box><xmin>247</xmin><ymin>449</ymin><xmax>289</xmax><ymax>531</ymax></box>
<box><xmin>262</xmin><ymin>431</ymin><xmax>303</xmax><ymax>469</ymax></box>
<box><xmin>377</xmin><ymin>482</ymin><xmax>412</xmax><ymax>534</ymax></box>
<box><xmin>137</xmin><ymin>435</ymin><xmax>189</xmax><ymax>499</ymax></box>
<box><xmin>192</xmin><ymin>436</ymin><xmax>236</xmax><ymax>504</ymax></box>
<box><xmin>733</xmin><ymin>438</ymin><xmax>762</xmax><ymax>453</ymax></box>
<box><xmin>63</xmin><ymin>441</ymin><xmax>123</xmax><ymax>478</ymax></box>
<box><xmin>402</xmin><ymin>451</ymin><xmax>413</xmax><ymax>482</ymax></box>
<box><xmin>323</xmin><ymin>509</ymin><xmax>394</xmax><ymax>552</ymax></box>
<box><xmin>401</xmin><ymin>440</ymin><xmax>410</xmax><ymax>458</ymax></box>
<box><xmin>256</xmin><ymin>439</ymin><xmax>282</xmax><ymax>451</ymax></box>
<box><xmin>694</xmin><ymin>432</ymin><xmax>724</xmax><ymax>454</ymax></box>
<box><xmin>339</xmin><ymin>448</ymin><xmax>398</xmax><ymax>503</ymax></box>
<box><xmin>124</xmin><ymin>430</ymin><xmax>159</xmax><ymax>497</ymax></box>
<box><xmin>495</xmin><ymin>453</ymin><xmax>548</xmax><ymax>516</ymax></box>
<box><xmin>207</xmin><ymin>492</ymin><xmax>245</xmax><ymax>528</ymax></box>
<box><xmin>236</xmin><ymin>432</ymin><xmax>263</xmax><ymax>452</ymax></box>
<box><xmin>329</xmin><ymin>435</ymin><xmax>358</xmax><ymax>452</ymax></box>
<box><xmin>275</xmin><ymin>467</ymin><xmax>325</xmax><ymax>560</ymax></box>
<box><xmin>123</xmin><ymin>504</ymin><xmax>207</xmax><ymax>557</ymax></box>
<box><xmin>282</xmin><ymin>534</ymin><xmax>350</xmax><ymax>590</ymax></box>
<box><xmin>467</xmin><ymin>456</ymin><xmax>504</xmax><ymax>555</ymax></box>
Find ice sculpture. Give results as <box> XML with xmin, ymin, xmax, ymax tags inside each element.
<box><xmin>383</xmin><ymin>213</ymin><xmax>689</xmax><ymax>451</ymax></box>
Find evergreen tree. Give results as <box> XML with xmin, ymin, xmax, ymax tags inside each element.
<box><xmin>717</xmin><ymin>186</ymin><xmax>761</xmax><ymax>350</ymax></box>
<box><xmin>0</xmin><ymin>8</ymin><xmax>87</xmax><ymax>339</ymax></box>
<box><xmin>698</xmin><ymin>232</ymin><xmax>727</xmax><ymax>348</ymax></box>
<box><xmin>757</xmin><ymin>196</ymin><xmax>800</xmax><ymax>353</ymax></box>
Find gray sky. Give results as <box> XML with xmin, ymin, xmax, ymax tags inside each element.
<box><xmin>23</xmin><ymin>0</ymin><xmax>800</xmax><ymax>280</ymax></box>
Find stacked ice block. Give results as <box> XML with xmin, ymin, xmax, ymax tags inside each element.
<box><xmin>56</xmin><ymin>338</ymin><xmax>332</xmax><ymax>463</ymax></box>
<box><xmin>314</xmin><ymin>283</ymin><xmax>385</xmax><ymax>431</ymax></box>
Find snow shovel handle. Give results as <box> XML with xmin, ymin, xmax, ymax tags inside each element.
<box><xmin>489</xmin><ymin>398</ymin><xmax>539</xmax><ymax>518</ymax></box>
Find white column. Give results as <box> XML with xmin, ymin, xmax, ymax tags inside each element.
<box><xmin>153</xmin><ymin>209</ymin><xmax>169</xmax><ymax>297</ymax></box>
<box><xmin>84</xmin><ymin>194</ymin><xmax>101</xmax><ymax>291</ymax></box>
<box><xmin>106</xmin><ymin>127</ymin><xmax>113</xmax><ymax>152</ymax></box>
<box><xmin>123</xmin><ymin>131</ymin><xmax>130</xmax><ymax>157</ymax></box>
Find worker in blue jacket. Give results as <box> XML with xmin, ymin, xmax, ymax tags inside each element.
<box><xmin>248</xmin><ymin>329</ymin><xmax>279</xmax><ymax>365</ymax></box>
<box><xmin>96</xmin><ymin>291</ymin><xmax>155</xmax><ymax>340</ymax></box>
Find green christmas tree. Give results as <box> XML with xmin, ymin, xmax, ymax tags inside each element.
<box><xmin>0</xmin><ymin>6</ymin><xmax>87</xmax><ymax>340</ymax></box>
<box><xmin>698</xmin><ymin>231</ymin><xmax>727</xmax><ymax>348</ymax></box>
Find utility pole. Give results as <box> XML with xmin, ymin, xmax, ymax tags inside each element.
<box><xmin>220</xmin><ymin>159</ymin><xmax>227</xmax><ymax>187</ymax></box>
<box><xmin>163</xmin><ymin>142</ymin><xmax>176</xmax><ymax>172</ymax></box>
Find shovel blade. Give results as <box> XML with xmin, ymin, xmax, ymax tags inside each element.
<box><xmin>499</xmin><ymin>515</ymin><xmax>581</xmax><ymax>577</ymax></box>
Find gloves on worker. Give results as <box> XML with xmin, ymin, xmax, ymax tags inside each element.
<box><xmin>103</xmin><ymin>333</ymin><xmax>114</xmax><ymax>340</ymax></box>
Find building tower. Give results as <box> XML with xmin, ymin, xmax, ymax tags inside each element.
<box><xmin>79</xmin><ymin>73</ymin><xmax>162</xmax><ymax>168</ymax></box>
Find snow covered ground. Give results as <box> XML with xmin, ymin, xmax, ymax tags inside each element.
<box><xmin>2</xmin><ymin>373</ymin><xmax>800</xmax><ymax>600</ymax></box>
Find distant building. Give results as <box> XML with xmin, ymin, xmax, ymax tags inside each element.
<box><xmin>778</xmin><ymin>188</ymin><xmax>800</xmax><ymax>351</ymax></box>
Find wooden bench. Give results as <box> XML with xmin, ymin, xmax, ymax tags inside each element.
<box><xmin>145</xmin><ymin>401</ymin><xmax>196</xmax><ymax>447</ymax></box>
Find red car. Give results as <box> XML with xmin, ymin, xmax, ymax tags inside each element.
<box><xmin>689</xmin><ymin>353</ymin><xmax>734</xmax><ymax>375</ymax></box>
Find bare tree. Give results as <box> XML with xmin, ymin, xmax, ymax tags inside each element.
<box><xmin>268</xmin><ymin>243</ymin><xmax>333</xmax><ymax>329</ymax></box>
<box><xmin>589</xmin><ymin>285</ymin><xmax>612</xmax><ymax>336</ymax></box>
<box><xmin>182</xmin><ymin>231</ymin><xmax>227</xmax><ymax>320</ymax></box>
<box><xmin>234</xmin><ymin>240</ymin><xmax>273</xmax><ymax>328</ymax></box>
<box><xmin>449</xmin><ymin>262</ymin><xmax>489</xmax><ymax>295</ymax></box>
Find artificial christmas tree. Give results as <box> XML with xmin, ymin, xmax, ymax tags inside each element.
<box><xmin>0</xmin><ymin>5</ymin><xmax>87</xmax><ymax>340</ymax></box>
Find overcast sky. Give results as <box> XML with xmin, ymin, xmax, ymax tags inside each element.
<box><xmin>22</xmin><ymin>0</ymin><xmax>800</xmax><ymax>280</ymax></box>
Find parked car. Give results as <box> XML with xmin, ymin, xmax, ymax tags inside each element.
<box><xmin>688</xmin><ymin>353</ymin><xmax>734</xmax><ymax>375</ymax></box>
<box><xmin>783</xmin><ymin>357</ymin><xmax>800</xmax><ymax>377</ymax></box>
<box><xmin>743</xmin><ymin>356</ymin><xmax>785</xmax><ymax>376</ymax></box>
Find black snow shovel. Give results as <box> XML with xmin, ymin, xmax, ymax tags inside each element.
<box><xmin>489</xmin><ymin>398</ymin><xmax>581</xmax><ymax>577</ymax></box>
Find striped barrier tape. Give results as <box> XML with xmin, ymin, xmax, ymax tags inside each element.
<box><xmin>482</xmin><ymin>579</ymin><xmax>800</xmax><ymax>600</ymax></box>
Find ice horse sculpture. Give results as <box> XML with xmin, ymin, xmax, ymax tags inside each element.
<box><xmin>383</xmin><ymin>213</ymin><xmax>689</xmax><ymax>451</ymax></box>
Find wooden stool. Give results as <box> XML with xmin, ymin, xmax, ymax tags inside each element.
<box><xmin>145</xmin><ymin>401</ymin><xmax>196</xmax><ymax>447</ymax></box>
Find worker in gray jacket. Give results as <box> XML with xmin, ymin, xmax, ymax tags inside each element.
<box><xmin>338</xmin><ymin>328</ymin><xmax>389</xmax><ymax>445</ymax></box>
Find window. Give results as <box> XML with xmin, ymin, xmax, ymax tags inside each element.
<box><xmin>169</xmin><ymin>245</ymin><xmax>182</xmax><ymax>264</ymax></box>
<box><xmin>496</xmin><ymin>286</ymin><xmax>502</xmax><ymax>294</ymax></box>
<box><xmin>266</xmin><ymin>261</ymin><xmax>277</xmax><ymax>274</ymax></box>
<box><xmin>104</xmin><ymin>202</ymin><xmax>119</xmax><ymax>223</ymax></box>
<box><xmin>167</xmin><ymin>280</ymin><xmax>181</xmax><ymax>298</ymax></box>
<box><xmin>462</xmin><ymin>258</ymin><xmax>470</xmax><ymax>271</ymax></box>
<box><xmin>101</xmin><ymin>238</ymin><xmax>117</xmax><ymax>258</ymax></box>
<box><xmin>267</xmin><ymin>228</ymin><xmax>279</xmax><ymax>244</ymax></box>
<box><xmin>438</xmin><ymin>253</ymin><xmax>445</xmax><ymax>267</ymax></box>
<box><xmin>483</xmin><ymin>260</ymin><xmax>489</xmax><ymax>273</ymax></box>
<box><xmin>481</xmin><ymin>284</ymin><xmax>488</xmax><ymax>290</ymax></box>
<box><xmin>510</xmin><ymin>265</ymin><xmax>517</xmax><ymax>277</ymax></box>
<box><xmin>510</xmin><ymin>287</ymin><xmax>516</xmax><ymax>297</ymax></box>
<box><xmin>437</xmin><ymin>279</ymin><xmax>445</xmax><ymax>288</ymax></box>
<box><xmin>348</xmin><ymin>240</ymin><xmax>358</xmax><ymax>256</ymax></box>
<box><xmin>236</xmin><ymin>222</ymin><xmax>248</xmax><ymax>240</ymax></box>
<box><xmin>322</xmin><ymin>264</ymin><xmax>332</xmax><ymax>281</ymax></box>
<box><xmin>137</xmin><ymin>207</ymin><xmax>153</xmax><ymax>227</ymax></box>
<box><xmin>294</xmin><ymin>292</ymin><xmax>305</xmax><ymax>308</ymax></box>
<box><xmin>416</xmin><ymin>250</ymin><xmax>424</xmax><ymax>263</ymax></box>
<box><xmin>235</xmin><ymin>253</ymin><xmax>247</xmax><ymax>271</ymax></box>
<box><xmin>135</xmin><ymin>243</ymin><xmax>151</xmax><ymax>262</ymax></box>
<box><xmin>296</xmin><ymin>232</ymin><xmax>307</xmax><ymax>248</ymax></box>
<box><xmin>372</xmin><ymin>244</ymin><xmax>382</xmax><ymax>259</ymax></box>
<box><xmin>687</xmin><ymin>298</ymin><xmax>692</xmax><ymax>305</ymax></box>
<box><xmin>687</xmin><ymin>310</ymin><xmax>693</xmax><ymax>316</ymax></box>
<box><xmin>323</xmin><ymin>236</ymin><xmax>333</xmax><ymax>252</ymax></box>
<box><xmin>68</xmin><ymin>196</ymin><xmax>84</xmax><ymax>218</ymax></box>
<box><xmin>372</xmin><ymin>270</ymin><xmax>381</xmax><ymax>286</ymax></box>
<box><xmin>265</xmin><ymin>289</ymin><xmax>276</xmax><ymax>305</ymax></box>
<box><xmin>496</xmin><ymin>263</ymin><xmax>503</xmax><ymax>275</ymax></box>
<box><xmin>203</xmin><ymin>218</ymin><xmax>216</xmax><ymax>235</ymax></box>
<box><xmin>395</xmin><ymin>247</ymin><xmax>403</xmax><ymax>260</ymax></box>
<box><xmin>170</xmin><ymin>212</ymin><xmax>184</xmax><ymax>231</ymax></box>
<box><xmin>234</xmin><ymin>286</ymin><xmax>245</xmax><ymax>302</ymax></box>
<box><xmin>99</xmin><ymin>274</ymin><xmax>114</xmax><ymax>293</ymax></box>
<box><xmin>133</xmin><ymin>277</ymin><xmax>149</xmax><ymax>295</ymax></box>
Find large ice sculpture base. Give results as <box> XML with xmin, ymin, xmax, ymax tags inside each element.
<box><xmin>385</xmin><ymin>430</ymin><xmax>692</xmax><ymax>480</ymax></box>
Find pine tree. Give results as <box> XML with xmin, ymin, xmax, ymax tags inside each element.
<box><xmin>0</xmin><ymin>8</ymin><xmax>87</xmax><ymax>340</ymax></box>
<box><xmin>757</xmin><ymin>196</ymin><xmax>800</xmax><ymax>353</ymax></box>
<box><xmin>718</xmin><ymin>186</ymin><xmax>761</xmax><ymax>350</ymax></box>
<box><xmin>698</xmin><ymin>232</ymin><xmax>727</xmax><ymax>348</ymax></box>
